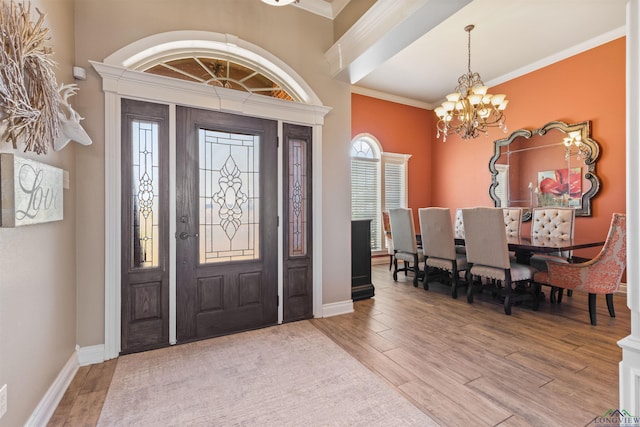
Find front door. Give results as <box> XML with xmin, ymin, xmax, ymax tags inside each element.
<box><xmin>175</xmin><ymin>106</ymin><xmax>278</xmax><ymax>342</ymax></box>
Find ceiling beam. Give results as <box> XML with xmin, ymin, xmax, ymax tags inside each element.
<box><xmin>324</xmin><ymin>0</ymin><xmax>471</xmax><ymax>83</ymax></box>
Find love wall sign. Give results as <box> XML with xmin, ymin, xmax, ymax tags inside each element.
<box><xmin>0</xmin><ymin>154</ymin><xmax>63</xmax><ymax>226</ymax></box>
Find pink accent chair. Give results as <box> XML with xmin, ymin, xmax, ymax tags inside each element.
<box><xmin>533</xmin><ymin>213</ymin><xmax>626</xmax><ymax>325</ymax></box>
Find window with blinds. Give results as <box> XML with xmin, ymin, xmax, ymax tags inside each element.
<box><xmin>351</xmin><ymin>158</ymin><xmax>381</xmax><ymax>250</ymax></box>
<box><xmin>495</xmin><ymin>164</ymin><xmax>509</xmax><ymax>207</ymax></box>
<box><xmin>383</xmin><ymin>162</ymin><xmax>405</xmax><ymax>210</ymax></box>
<box><xmin>351</xmin><ymin>136</ymin><xmax>411</xmax><ymax>253</ymax></box>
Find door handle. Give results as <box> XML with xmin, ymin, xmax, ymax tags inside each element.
<box><xmin>177</xmin><ymin>231</ymin><xmax>199</xmax><ymax>240</ymax></box>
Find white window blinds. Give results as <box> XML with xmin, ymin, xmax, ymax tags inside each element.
<box><xmin>351</xmin><ymin>158</ymin><xmax>381</xmax><ymax>250</ymax></box>
<box><xmin>384</xmin><ymin>162</ymin><xmax>405</xmax><ymax>210</ymax></box>
<box><xmin>495</xmin><ymin>164</ymin><xmax>509</xmax><ymax>207</ymax></box>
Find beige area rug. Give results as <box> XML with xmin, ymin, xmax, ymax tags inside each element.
<box><xmin>97</xmin><ymin>320</ymin><xmax>437</xmax><ymax>426</ymax></box>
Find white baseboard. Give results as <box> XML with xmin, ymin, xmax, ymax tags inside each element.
<box><xmin>322</xmin><ymin>300</ymin><xmax>354</xmax><ymax>317</ymax></box>
<box><xmin>25</xmin><ymin>352</ymin><xmax>78</xmax><ymax>427</ymax></box>
<box><xmin>77</xmin><ymin>344</ymin><xmax>106</xmax><ymax>366</ymax></box>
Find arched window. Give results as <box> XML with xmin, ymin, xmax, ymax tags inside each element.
<box><xmin>142</xmin><ymin>56</ymin><xmax>295</xmax><ymax>101</ymax></box>
<box><xmin>351</xmin><ymin>135</ymin><xmax>411</xmax><ymax>252</ymax></box>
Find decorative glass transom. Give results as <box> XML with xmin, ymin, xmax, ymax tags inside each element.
<box><xmin>199</xmin><ymin>129</ymin><xmax>260</xmax><ymax>263</ymax></box>
<box><xmin>143</xmin><ymin>57</ymin><xmax>294</xmax><ymax>101</ymax></box>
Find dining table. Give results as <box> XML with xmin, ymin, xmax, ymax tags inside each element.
<box><xmin>500</xmin><ymin>235</ymin><xmax>604</xmax><ymax>264</ymax></box>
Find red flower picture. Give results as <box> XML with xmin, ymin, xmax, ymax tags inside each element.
<box><xmin>537</xmin><ymin>168</ymin><xmax>582</xmax><ymax>207</ymax></box>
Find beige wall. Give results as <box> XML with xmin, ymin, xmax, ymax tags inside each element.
<box><xmin>0</xmin><ymin>1</ymin><xmax>77</xmax><ymax>426</ymax></box>
<box><xmin>73</xmin><ymin>0</ymin><xmax>353</xmax><ymax>347</ymax></box>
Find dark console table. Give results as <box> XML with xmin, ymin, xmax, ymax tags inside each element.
<box><xmin>351</xmin><ymin>219</ymin><xmax>375</xmax><ymax>300</ymax></box>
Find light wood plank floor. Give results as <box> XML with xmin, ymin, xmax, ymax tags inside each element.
<box><xmin>49</xmin><ymin>264</ymin><xmax>630</xmax><ymax>426</ymax></box>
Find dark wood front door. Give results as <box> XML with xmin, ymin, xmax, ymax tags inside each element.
<box><xmin>175</xmin><ymin>106</ymin><xmax>278</xmax><ymax>342</ymax></box>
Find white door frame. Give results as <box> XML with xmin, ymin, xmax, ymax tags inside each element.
<box><xmin>92</xmin><ymin>31</ymin><xmax>330</xmax><ymax>359</ymax></box>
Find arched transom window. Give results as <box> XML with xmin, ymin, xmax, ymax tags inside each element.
<box><xmin>141</xmin><ymin>56</ymin><xmax>294</xmax><ymax>101</ymax></box>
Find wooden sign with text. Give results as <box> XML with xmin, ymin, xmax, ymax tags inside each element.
<box><xmin>0</xmin><ymin>154</ymin><xmax>63</xmax><ymax>227</ymax></box>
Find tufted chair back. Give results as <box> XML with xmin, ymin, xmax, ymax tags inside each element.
<box><xmin>531</xmin><ymin>207</ymin><xmax>575</xmax><ymax>258</ymax></box>
<box><xmin>502</xmin><ymin>208</ymin><xmax>523</xmax><ymax>237</ymax></box>
<box><xmin>454</xmin><ymin>208</ymin><xmax>465</xmax><ymax>239</ymax></box>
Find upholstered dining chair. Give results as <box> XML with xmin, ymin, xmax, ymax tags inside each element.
<box><xmin>529</xmin><ymin>207</ymin><xmax>576</xmax><ymax>301</ymax></box>
<box><xmin>418</xmin><ymin>207</ymin><xmax>468</xmax><ymax>297</ymax></box>
<box><xmin>502</xmin><ymin>207</ymin><xmax>523</xmax><ymax>238</ymax></box>
<box><xmin>534</xmin><ymin>213</ymin><xmax>626</xmax><ymax>325</ymax></box>
<box><xmin>454</xmin><ymin>208</ymin><xmax>466</xmax><ymax>239</ymax></box>
<box><xmin>454</xmin><ymin>208</ymin><xmax>466</xmax><ymax>254</ymax></box>
<box><xmin>389</xmin><ymin>208</ymin><xmax>423</xmax><ymax>286</ymax></box>
<box><xmin>382</xmin><ymin>211</ymin><xmax>394</xmax><ymax>270</ymax></box>
<box><xmin>462</xmin><ymin>207</ymin><xmax>539</xmax><ymax>315</ymax></box>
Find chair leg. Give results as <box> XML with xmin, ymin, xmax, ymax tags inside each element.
<box><xmin>450</xmin><ymin>264</ymin><xmax>458</xmax><ymax>299</ymax></box>
<box><xmin>567</xmin><ymin>289</ymin><xmax>573</xmax><ymax>297</ymax></box>
<box><xmin>466</xmin><ymin>268</ymin><xmax>474</xmax><ymax>304</ymax></box>
<box><xmin>423</xmin><ymin>261</ymin><xmax>429</xmax><ymax>291</ymax></box>
<box><xmin>392</xmin><ymin>256</ymin><xmax>398</xmax><ymax>281</ymax></box>
<box><xmin>606</xmin><ymin>293</ymin><xmax>616</xmax><ymax>318</ymax></box>
<box><xmin>503</xmin><ymin>274</ymin><xmax>512</xmax><ymax>315</ymax></box>
<box><xmin>588</xmin><ymin>293</ymin><xmax>597</xmax><ymax>325</ymax></box>
<box><xmin>389</xmin><ymin>254</ymin><xmax>393</xmax><ymax>271</ymax></box>
<box><xmin>412</xmin><ymin>254</ymin><xmax>419</xmax><ymax>287</ymax></box>
<box><xmin>557</xmin><ymin>288</ymin><xmax>564</xmax><ymax>304</ymax></box>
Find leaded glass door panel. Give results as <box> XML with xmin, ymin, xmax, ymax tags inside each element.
<box><xmin>121</xmin><ymin>99</ymin><xmax>170</xmax><ymax>354</ymax></box>
<box><xmin>176</xmin><ymin>106</ymin><xmax>278</xmax><ymax>342</ymax></box>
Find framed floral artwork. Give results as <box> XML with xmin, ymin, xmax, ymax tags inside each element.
<box><xmin>538</xmin><ymin>167</ymin><xmax>582</xmax><ymax>207</ymax></box>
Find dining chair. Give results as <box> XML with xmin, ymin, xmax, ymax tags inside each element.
<box><xmin>533</xmin><ymin>213</ymin><xmax>626</xmax><ymax>325</ymax></box>
<box><xmin>389</xmin><ymin>208</ymin><xmax>423</xmax><ymax>286</ymax></box>
<box><xmin>529</xmin><ymin>206</ymin><xmax>576</xmax><ymax>301</ymax></box>
<box><xmin>502</xmin><ymin>207</ymin><xmax>523</xmax><ymax>237</ymax></box>
<box><xmin>462</xmin><ymin>207</ymin><xmax>539</xmax><ymax>315</ymax></box>
<box><xmin>382</xmin><ymin>211</ymin><xmax>394</xmax><ymax>271</ymax></box>
<box><xmin>418</xmin><ymin>207</ymin><xmax>468</xmax><ymax>297</ymax></box>
<box><xmin>454</xmin><ymin>208</ymin><xmax>466</xmax><ymax>254</ymax></box>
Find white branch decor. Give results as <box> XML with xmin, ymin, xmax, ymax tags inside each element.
<box><xmin>0</xmin><ymin>0</ymin><xmax>61</xmax><ymax>154</ymax></box>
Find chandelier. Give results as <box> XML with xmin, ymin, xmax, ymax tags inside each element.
<box><xmin>434</xmin><ymin>25</ymin><xmax>509</xmax><ymax>141</ymax></box>
<box><xmin>563</xmin><ymin>131</ymin><xmax>590</xmax><ymax>161</ymax></box>
<box><xmin>261</xmin><ymin>0</ymin><xmax>299</xmax><ymax>5</ymax></box>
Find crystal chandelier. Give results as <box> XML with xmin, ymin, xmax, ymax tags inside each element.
<box><xmin>434</xmin><ymin>25</ymin><xmax>509</xmax><ymax>141</ymax></box>
<box><xmin>261</xmin><ymin>0</ymin><xmax>299</xmax><ymax>5</ymax></box>
<box><xmin>563</xmin><ymin>131</ymin><xmax>590</xmax><ymax>161</ymax></box>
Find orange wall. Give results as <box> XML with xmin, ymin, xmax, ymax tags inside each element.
<box><xmin>428</xmin><ymin>37</ymin><xmax>626</xmax><ymax>257</ymax></box>
<box><xmin>351</xmin><ymin>94</ymin><xmax>434</xmax><ymax>228</ymax></box>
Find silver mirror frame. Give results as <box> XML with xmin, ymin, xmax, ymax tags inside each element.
<box><xmin>489</xmin><ymin>120</ymin><xmax>601</xmax><ymax>221</ymax></box>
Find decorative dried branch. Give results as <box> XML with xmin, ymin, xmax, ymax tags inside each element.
<box><xmin>0</xmin><ymin>0</ymin><xmax>62</xmax><ymax>154</ymax></box>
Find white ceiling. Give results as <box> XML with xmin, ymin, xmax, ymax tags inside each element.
<box><xmin>315</xmin><ymin>0</ymin><xmax>627</xmax><ymax>108</ymax></box>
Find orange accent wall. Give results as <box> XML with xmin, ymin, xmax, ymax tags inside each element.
<box><xmin>351</xmin><ymin>94</ymin><xmax>433</xmax><ymax>228</ymax></box>
<box><xmin>352</xmin><ymin>37</ymin><xmax>625</xmax><ymax>258</ymax></box>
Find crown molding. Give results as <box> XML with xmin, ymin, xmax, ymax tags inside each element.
<box><xmin>351</xmin><ymin>85</ymin><xmax>433</xmax><ymax>110</ymax></box>
<box><xmin>486</xmin><ymin>25</ymin><xmax>626</xmax><ymax>89</ymax></box>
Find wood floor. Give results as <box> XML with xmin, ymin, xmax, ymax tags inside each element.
<box><xmin>49</xmin><ymin>264</ymin><xmax>630</xmax><ymax>426</ymax></box>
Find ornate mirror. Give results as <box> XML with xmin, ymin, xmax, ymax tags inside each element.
<box><xmin>489</xmin><ymin>120</ymin><xmax>600</xmax><ymax>221</ymax></box>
